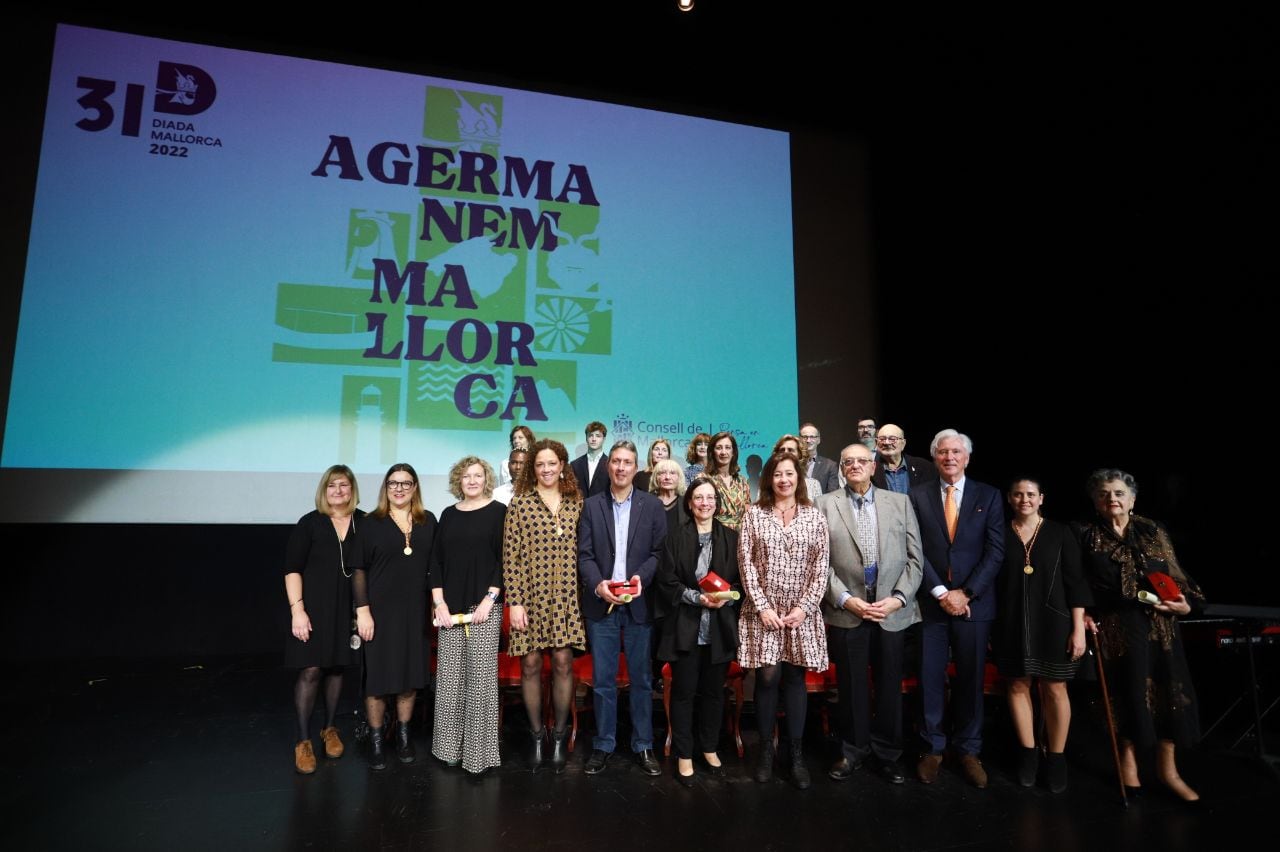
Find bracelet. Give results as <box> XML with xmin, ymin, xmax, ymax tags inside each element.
<box><xmin>290</xmin><ymin>599</ymin><xmax>303</xmax><ymax>608</ymax></box>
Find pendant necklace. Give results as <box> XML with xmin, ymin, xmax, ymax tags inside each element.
<box><xmin>394</xmin><ymin>512</ymin><xmax>413</xmax><ymax>555</ymax></box>
<box><xmin>1014</xmin><ymin>516</ymin><xmax>1043</xmax><ymax>574</ymax></box>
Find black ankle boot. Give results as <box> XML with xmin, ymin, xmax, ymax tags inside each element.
<box><xmin>369</xmin><ymin>725</ymin><xmax>388</xmax><ymax>771</ymax></box>
<box><xmin>396</xmin><ymin>721</ymin><xmax>416</xmax><ymax>764</ymax></box>
<box><xmin>529</xmin><ymin>728</ymin><xmax>547</xmax><ymax>771</ymax></box>
<box><xmin>1017</xmin><ymin>746</ymin><xmax>1039</xmax><ymax>787</ymax></box>
<box><xmin>789</xmin><ymin>740</ymin><xmax>810</xmax><ymax>790</ymax></box>
<box><xmin>1045</xmin><ymin>751</ymin><xmax>1068</xmax><ymax>793</ymax></box>
<box><xmin>549</xmin><ymin>728</ymin><xmax>568</xmax><ymax>774</ymax></box>
<box><xmin>754</xmin><ymin>740</ymin><xmax>774</xmax><ymax>783</ymax></box>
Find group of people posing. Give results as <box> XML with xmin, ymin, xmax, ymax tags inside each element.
<box><xmin>282</xmin><ymin>420</ymin><xmax>1204</xmax><ymax>802</ymax></box>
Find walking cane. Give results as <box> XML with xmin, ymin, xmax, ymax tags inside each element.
<box><xmin>1090</xmin><ymin>627</ymin><xmax>1128</xmax><ymax>807</ymax></box>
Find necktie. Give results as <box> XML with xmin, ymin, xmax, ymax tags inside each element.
<box><xmin>944</xmin><ymin>485</ymin><xmax>959</xmax><ymax>542</ymax></box>
<box><xmin>854</xmin><ymin>496</ymin><xmax>878</xmax><ymax>595</ymax></box>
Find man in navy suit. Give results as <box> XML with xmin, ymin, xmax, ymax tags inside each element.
<box><xmin>578</xmin><ymin>440</ymin><xmax>668</xmax><ymax>776</ymax></box>
<box><xmin>570</xmin><ymin>421</ymin><xmax>611</xmax><ymax>498</ymax></box>
<box><xmin>908</xmin><ymin>429</ymin><xmax>1004</xmax><ymax>788</ymax></box>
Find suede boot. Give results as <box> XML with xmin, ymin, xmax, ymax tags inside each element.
<box><xmin>789</xmin><ymin>740</ymin><xmax>810</xmax><ymax>790</ymax></box>
<box><xmin>1017</xmin><ymin>745</ymin><xmax>1039</xmax><ymax>787</ymax></box>
<box><xmin>754</xmin><ymin>740</ymin><xmax>774</xmax><ymax>783</ymax></box>
<box><xmin>1045</xmin><ymin>751</ymin><xmax>1068</xmax><ymax>793</ymax></box>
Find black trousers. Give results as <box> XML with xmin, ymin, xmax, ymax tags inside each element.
<box><xmin>828</xmin><ymin>621</ymin><xmax>906</xmax><ymax>763</ymax></box>
<box><xmin>668</xmin><ymin>644</ymin><xmax>729</xmax><ymax>759</ymax></box>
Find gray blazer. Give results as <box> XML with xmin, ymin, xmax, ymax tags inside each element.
<box><xmin>818</xmin><ymin>486</ymin><xmax>923</xmax><ymax>632</ymax></box>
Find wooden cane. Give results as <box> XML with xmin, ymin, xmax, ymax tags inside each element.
<box><xmin>1090</xmin><ymin>627</ymin><xmax>1128</xmax><ymax>808</ymax></box>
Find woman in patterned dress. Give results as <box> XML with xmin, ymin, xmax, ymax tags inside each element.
<box><xmin>1077</xmin><ymin>469</ymin><xmax>1204</xmax><ymax>802</ymax></box>
<box><xmin>773</xmin><ymin>434</ymin><xmax>823</xmax><ymax>500</ymax></box>
<box><xmin>502</xmin><ymin>438</ymin><xmax>586</xmax><ymax>773</ymax></box>
<box><xmin>429</xmin><ymin>456</ymin><xmax>505</xmax><ymax>775</ymax></box>
<box><xmin>705</xmin><ymin>431</ymin><xmax>751</xmax><ymax>530</ymax></box>
<box><xmin>737</xmin><ymin>452</ymin><xmax>830</xmax><ymax>789</ymax></box>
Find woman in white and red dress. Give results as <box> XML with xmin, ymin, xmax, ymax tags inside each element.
<box><xmin>737</xmin><ymin>452</ymin><xmax>830</xmax><ymax>790</ymax></box>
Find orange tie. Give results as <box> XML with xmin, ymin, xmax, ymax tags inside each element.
<box><xmin>944</xmin><ymin>485</ymin><xmax>959</xmax><ymax>542</ymax></box>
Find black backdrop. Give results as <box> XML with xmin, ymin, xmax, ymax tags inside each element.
<box><xmin>3</xmin><ymin>9</ymin><xmax>1265</xmax><ymax>660</ymax></box>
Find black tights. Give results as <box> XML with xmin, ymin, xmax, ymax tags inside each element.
<box><xmin>294</xmin><ymin>666</ymin><xmax>343</xmax><ymax>741</ymax></box>
<box><xmin>754</xmin><ymin>662</ymin><xmax>807</xmax><ymax>742</ymax></box>
<box><xmin>522</xmin><ymin>648</ymin><xmax>574</xmax><ymax>734</ymax></box>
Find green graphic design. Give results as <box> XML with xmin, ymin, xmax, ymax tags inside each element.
<box><xmin>270</xmin><ymin>84</ymin><xmax>611</xmax><ymax>445</ymax></box>
<box><xmin>346</xmin><ymin>209</ymin><xmax>412</xmax><ymax>279</ymax></box>
<box><xmin>404</xmin><ymin>319</ymin><xmax>504</xmax><ymax>432</ymax></box>
<box><xmin>273</xmin><ymin>283</ymin><xmax>404</xmax><ymax>367</ymax></box>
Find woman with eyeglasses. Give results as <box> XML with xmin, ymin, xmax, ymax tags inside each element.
<box><xmin>353</xmin><ymin>463</ymin><xmax>438</xmax><ymax>770</ymax></box>
<box><xmin>284</xmin><ymin>465</ymin><xmax>364</xmax><ymax>774</ymax></box>
<box><xmin>655</xmin><ymin>476</ymin><xmax>741</xmax><ymax>785</ymax></box>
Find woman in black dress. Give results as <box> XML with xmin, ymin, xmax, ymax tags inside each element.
<box><xmin>429</xmin><ymin>456</ymin><xmax>505</xmax><ymax>775</ymax></box>
<box><xmin>1077</xmin><ymin>469</ymin><xmax>1204</xmax><ymax>802</ymax></box>
<box><xmin>655</xmin><ymin>477</ymin><xmax>740</xmax><ymax>786</ymax></box>
<box><xmin>284</xmin><ymin>465</ymin><xmax>362</xmax><ymax>774</ymax></box>
<box><xmin>996</xmin><ymin>477</ymin><xmax>1091</xmax><ymax>791</ymax></box>
<box><xmin>354</xmin><ymin>463</ymin><xmax>437</xmax><ymax>770</ymax></box>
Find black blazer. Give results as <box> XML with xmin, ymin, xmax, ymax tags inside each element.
<box><xmin>654</xmin><ymin>519</ymin><xmax>740</xmax><ymax>664</ymax></box>
<box><xmin>809</xmin><ymin>455</ymin><xmax>842</xmax><ymax>495</ymax></box>
<box><xmin>871</xmin><ymin>454</ymin><xmax>937</xmax><ymax>491</ymax></box>
<box><xmin>570</xmin><ymin>453</ymin><xmax>610</xmax><ymax>498</ymax></box>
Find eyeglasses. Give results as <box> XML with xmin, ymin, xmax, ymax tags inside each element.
<box><xmin>387</xmin><ymin>480</ymin><xmax>416</xmax><ymax>491</ymax></box>
<box><xmin>840</xmin><ymin>458</ymin><xmax>874</xmax><ymax>468</ymax></box>
<box><xmin>876</xmin><ymin>436</ymin><xmax>902</xmax><ymax>445</ymax></box>
<box><xmin>799</xmin><ymin>434</ymin><xmax>819</xmax><ymax>441</ymax></box>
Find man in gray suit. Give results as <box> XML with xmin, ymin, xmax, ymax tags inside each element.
<box><xmin>818</xmin><ymin>442</ymin><xmax>923</xmax><ymax>784</ymax></box>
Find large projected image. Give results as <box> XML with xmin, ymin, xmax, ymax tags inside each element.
<box><xmin>2</xmin><ymin>24</ymin><xmax>797</xmax><ymax>523</ymax></box>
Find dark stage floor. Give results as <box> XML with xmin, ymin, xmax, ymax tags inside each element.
<box><xmin>4</xmin><ymin>652</ymin><xmax>1278</xmax><ymax>852</ymax></box>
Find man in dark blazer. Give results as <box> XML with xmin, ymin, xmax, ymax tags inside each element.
<box><xmin>908</xmin><ymin>429</ymin><xmax>1004</xmax><ymax>788</ymax></box>
<box><xmin>570</xmin><ymin>420</ymin><xmax>611</xmax><ymax>498</ymax></box>
<box><xmin>870</xmin><ymin>423</ymin><xmax>936</xmax><ymax>493</ymax></box>
<box><xmin>819</xmin><ymin>443</ymin><xmax>923</xmax><ymax>785</ymax></box>
<box><xmin>799</xmin><ymin>422</ymin><xmax>841</xmax><ymax>494</ymax></box>
<box><xmin>578</xmin><ymin>440</ymin><xmax>668</xmax><ymax>776</ymax></box>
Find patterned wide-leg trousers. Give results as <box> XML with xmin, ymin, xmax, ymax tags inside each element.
<box><xmin>431</xmin><ymin>612</ymin><xmax>502</xmax><ymax>774</ymax></box>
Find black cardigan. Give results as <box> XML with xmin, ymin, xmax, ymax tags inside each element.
<box><xmin>654</xmin><ymin>518</ymin><xmax>741</xmax><ymax>664</ymax></box>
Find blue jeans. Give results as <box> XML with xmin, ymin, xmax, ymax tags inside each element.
<box><xmin>585</xmin><ymin>605</ymin><xmax>654</xmax><ymax>753</ymax></box>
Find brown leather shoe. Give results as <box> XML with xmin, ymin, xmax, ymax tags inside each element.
<box><xmin>295</xmin><ymin>740</ymin><xmax>317</xmax><ymax>774</ymax></box>
<box><xmin>917</xmin><ymin>753</ymin><xmax>942</xmax><ymax>784</ymax></box>
<box><xmin>320</xmin><ymin>726</ymin><xmax>344</xmax><ymax>759</ymax></box>
<box><xmin>959</xmin><ymin>753</ymin><xmax>987</xmax><ymax>788</ymax></box>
